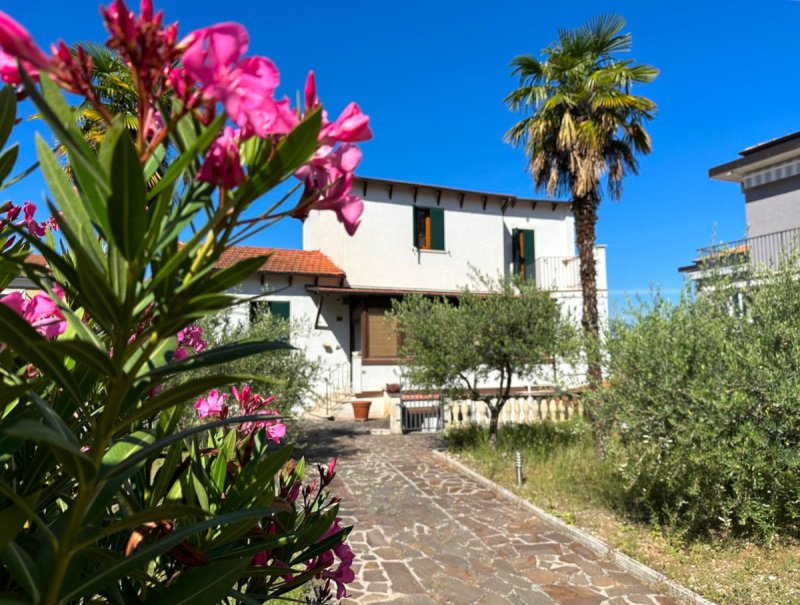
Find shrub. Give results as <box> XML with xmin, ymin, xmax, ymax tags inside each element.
<box><xmin>594</xmin><ymin>266</ymin><xmax>800</xmax><ymax>539</ymax></box>
<box><xmin>197</xmin><ymin>312</ymin><xmax>320</xmax><ymax>416</ymax></box>
<box><xmin>0</xmin><ymin>2</ymin><xmax>371</xmax><ymax>601</ymax></box>
<box><xmin>446</xmin><ymin>418</ymin><xmax>589</xmax><ymax>457</ymax></box>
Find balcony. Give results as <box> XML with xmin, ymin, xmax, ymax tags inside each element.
<box><xmin>695</xmin><ymin>227</ymin><xmax>800</xmax><ymax>273</ymax></box>
<box><xmin>535</xmin><ymin>256</ymin><xmax>581</xmax><ymax>291</ymax></box>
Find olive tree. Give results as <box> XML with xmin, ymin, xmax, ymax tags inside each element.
<box><xmin>391</xmin><ymin>276</ymin><xmax>578</xmax><ymax>446</ymax></box>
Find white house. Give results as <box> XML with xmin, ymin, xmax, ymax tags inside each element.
<box><xmin>8</xmin><ymin>176</ymin><xmax>609</xmax><ymax>415</ymax></box>
<box><xmin>231</xmin><ymin>176</ymin><xmax>608</xmax><ymax>411</ymax></box>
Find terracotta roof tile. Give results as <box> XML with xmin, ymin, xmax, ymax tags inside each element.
<box><xmin>24</xmin><ymin>248</ymin><xmax>344</xmax><ymax>278</ymax></box>
<box><xmin>214</xmin><ymin>246</ymin><xmax>345</xmax><ymax>277</ymax></box>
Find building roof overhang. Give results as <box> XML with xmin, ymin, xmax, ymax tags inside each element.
<box><xmin>355</xmin><ymin>175</ymin><xmax>571</xmax><ymax>209</ymax></box>
<box><xmin>306</xmin><ymin>285</ymin><xmax>493</xmax><ymax>297</ymax></box>
<box><xmin>709</xmin><ymin>130</ymin><xmax>800</xmax><ymax>183</ymax></box>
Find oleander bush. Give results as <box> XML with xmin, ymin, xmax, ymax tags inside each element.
<box><xmin>0</xmin><ymin>1</ymin><xmax>371</xmax><ymax>601</ymax></box>
<box><xmin>196</xmin><ymin>312</ymin><xmax>321</xmax><ymax>417</ymax></box>
<box><xmin>593</xmin><ymin>264</ymin><xmax>800</xmax><ymax>539</ymax></box>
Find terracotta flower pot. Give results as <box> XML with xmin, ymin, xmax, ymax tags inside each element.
<box><xmin>352</xmin><ymin>400</ymin><xmax>371</xmax><ymax>422</ymax></box>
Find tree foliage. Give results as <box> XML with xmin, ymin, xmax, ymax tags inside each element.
<box><xmin>197</xmin><ymin>312</ymin><xmax>321</xmax><ymax>416</ymax></box>
<box><xmin>391</xmin><ymin>275</ymin><xmax>578</xmax><ymax>445</ymax></box>
<box><xmin>504</xmin><ymin>14</ymin><xmax>657</xmax><ymax>393</ymax></box>
<box><xmin>593</xmin><ymin>264</ymin><xmax>800</xmax><ymax>539</ymax></box>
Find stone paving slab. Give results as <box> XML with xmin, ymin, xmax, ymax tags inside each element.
<box><xmin>299</xmin><ymin>423</ymin><xmax>685</xmax><ymax>605</ymax></box>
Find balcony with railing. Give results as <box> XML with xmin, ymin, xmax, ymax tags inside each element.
<box><xmin>534</xmin><ymin>256</ymin><xmax>582</xmax><ymax>291</ymax></box>
<box><xmin>695</xmin><ymin>227</ymin><xmax>800</xmax><ymax>273</ymax></box>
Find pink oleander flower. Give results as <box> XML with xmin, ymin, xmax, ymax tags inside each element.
<box><xmin>18</xmin><ymin>202</ymin><xmax>46</xmax><ymax>237</ymax></box>
<box><xmin>304</xmin><ymin>70</ymin><xmax>318</xmax><ymax>112</ymax></box>
<box><xmin>1</xmin><ymin>288</ymin><xmax>67</xmax><ymax>339</ymax></box>
<box><xmin>177</xmin><ymin>323</ymin><xmax>207</xmax><ymax>352</ymax></box>
<box><xmin>101</xmin><ymin>0</ymin><xmax>180</xmax><ymax>93</ymax></box>
<box><xmin>295</xmin><ymin>144</ymin><xmax>364</xmax><ymax>235</ymax></box>
<box><xmin>309</xmin><ymin>518</ymin><xmax>355</xmax><ymax>599</ymax></box>
<box><xmin>194</xmin><ymin>389</ymin><xmax>228</xmax><ymax>419</ymax></box>
<box><xmin>320</xmin><ymin>102</ymin><xmax>372</xmax><ymax>145</ymax></box>
<box><xmin>181</xmin><ymin>23</ymin><xmax>280</xmax><ymax>137</ymax></box>
<box><xmin>233</xmin><ymin>386</ymin><xmax>286</xmax><ymax>441</ymax></box>
<box><xmin>0</xmin><ymin>48</ymin><xmax>37</xmax><ymax>85</ymax></box>
<box><xmin>318</xmin><ymin>457</ymin><xmax>337</xmax><ymax>488</ymax></box>
<box><xmin>271</xmin><ymin>98</ymin><xmax>299</xmax><ymax>135</ymax></box>
<box><xmin>197</xmin><ymin>126</ymin><xmax>245</xmax><ymax>189</ymax></box>
<box><xmin>0</xmin><ymin>11</ymin><xmax>52</xmax><ymax>71</ymax></box>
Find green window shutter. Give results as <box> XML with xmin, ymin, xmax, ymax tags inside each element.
<box><xmin>511</xmin><ymin>228</ymin><xmax>521</xmax><ymax>278</ymax></box>
<box><xmin>522</xmin><ymin>230</ymin><xmax>535</xmax><ymax>283</ymax></box>
<box><xmin>413</xmin><ymin>207</ymin><xmax>424</xmax><ymax>248</ymax></box>
<box><xmin>430</xmin><ymin>208</ymin><xmax>445</xmax><ymax>251</ymax></box>
<box><xmin>269</xmin><ymin>301</ymin><xmax>291</xmax><ymax>321</ymax></box>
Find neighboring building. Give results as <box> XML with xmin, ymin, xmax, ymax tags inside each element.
<box><xmin>7</xmin><ymin>176</ymin><xmax>610</xmax><ymax>411</ymax></box>
<box><xmin>681</xmin><ymin>131</ymin><xmax>800</xmax><ymax>279</ymax></box>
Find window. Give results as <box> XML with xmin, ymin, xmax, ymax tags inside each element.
<box><xmin>511</xmin><ymin>228</ymin><xmax>536</xmax><ymax>283</ymax></box>
<box><xmin>249</xmin><ymin>300</ymin><xmax>291</xmax><ymax>323</ymax></box>
<box><xmin>362</xmin><ymin>300</ymin><xmax>402</xmax><ymax>362</ymax></box>
<box><xmin>413</xmin><ymin>207</ymin><xmax>445</xmax><ymax>251</ymax></box>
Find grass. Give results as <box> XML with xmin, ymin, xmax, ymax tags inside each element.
<box><xmin>446</xmin><ymin>421</ymin><xmax>800</xmax><ymax>605</ymax></box>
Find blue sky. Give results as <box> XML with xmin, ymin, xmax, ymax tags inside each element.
<box><xmin>5</xmin><ymin>0</ymin><xmax>800</xmax><ymax>311</ymax></box>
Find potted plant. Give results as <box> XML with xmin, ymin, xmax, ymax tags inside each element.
<box><xmin>352</xmin><ymin>399</ymin><xmax>372</xmax><ymax>422</ymax></box>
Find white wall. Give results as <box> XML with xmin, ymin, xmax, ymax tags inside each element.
<box><xmin>304</xmin><ymin>183</ymin><xmax>577</xmax><ymax>291</ymax></box>
<box><xmin>228</xmin><ymin>274</ymin><xmax>351</xmax><ymax>406</ymax></box>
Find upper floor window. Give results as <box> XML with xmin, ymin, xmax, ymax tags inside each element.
<box><xmin>413</xmin><ymin>207</ymin><xmax>445</xmax><ymax>251</ymax></box>
<box><xmin>249</xmin><ymin>300</ymin><xmax>291</xmax><ymax>323</ymax></box>
<box><xmin>511</xmin><ymin>228</ymin><xmax>536</xmax><ymax>283</ymax></box>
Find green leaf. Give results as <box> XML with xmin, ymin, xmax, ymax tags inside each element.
<box><xmin>149</xmin><ymin>441</ymin><xmax>184</xmax><ymax>506</ymax></box>
<box><xmin>0</xmin><ymin>483</ymin><xmax>53</xmax><ymax>551</ymax></box>
<box><xmin>0</xmin><ymin>160</ymin><xmax>38</xmax><ymax>192</ymax></box>
<box><xmin>0</xmin><ymin>143</ymin><xmax>18</xmax><ymax>184</ymax></box>
<box><xmin>108</xmin><ymin>130</ymin><xmax>146</xmax><ymax>260</ymax></box>
<box><xmin>31</xmin><ymin>339</ymin><xmax>116</xmax><ymax>377</ymax></box>
<box><xmin>0</xmin><ymin>543</ymin><xmax>41</xmax><ymax>602</ymax></box>
<box><xmin>290</xmin><ymin>525</ymin><xmax>350</xmax><ymax>566</ymax></box>
<box><xmin>99</xmin><ymin>414</ymin><xmax>286</xmax><ymax>481</ymax></box>
<box><xmin>235</xmin><ymin>109</ymin><xmax>322</xmax><ymax>207</ymax></box>
<box><xmin>144</xmin><ymin>339</ymin><xmax>293</xmax><ymax>379</ymax></box>
<box><xmin>63</xmin><ymin>508</ymin><xmax>278</xmax><ymax>601</ymax></box>
<box><xmin>3</xmin><ymin>420</ymin><xmax>94</xmax><ymax>482</ymax></box>
<box><xmin>35</xmin><ymin>134</ymin><xmax>100</xmax><ymax>255</ymax></box>
<box><xmin>147</xmin><ymin>113</ymin><xmax>225</xmax><ymax>201</ymax></box>
<box><xmin>0</xmin><ymin>85</ymin><xmax>16</xmax><ymax>150</ymax></box>
<box><xmin>210</xmin><ymin>430</ymin><xmax>237</xmax><ymax>493</ymax></box>
<box><xmin>179</xmin><ymin>254</ymin><xmax>271</xmax><ymax>297</ymax></box>
<box><xmin>147</xmin><ymin>558</ymin><xmax>249</xmax><ymax>605</ymax></box>
<box><xmin>77</xmin><ymin>504</ymin><xmax>207</xmax><ymax>548</ymax></box>
<box><xmin>101</xmin><ymin>430</ymin><xmax>155</xmax><ymax>467</ymax></box>
<box><xmin>0</xmin><ymin>305</ymin><xmax>82</xmax><ymax>404</ymax></box>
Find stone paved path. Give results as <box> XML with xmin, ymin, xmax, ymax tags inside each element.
<box><xmin>300</xmin><ymin>423</ymin><xmax>682</xmax><ymax>605</ymax></box>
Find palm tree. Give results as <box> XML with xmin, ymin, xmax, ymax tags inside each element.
<box><xmin>505</xmin><ymin>14</ymin><xmax>657</xmax><ymax>388</ymax></box>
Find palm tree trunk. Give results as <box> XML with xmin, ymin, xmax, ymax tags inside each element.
<box><xmin>573</xmin><ymin>192</ymin><xmax>601</xmax><ymax>380</ymax></box>
<box><xmin>573</xmin><ymin>192</ymin><xmax>606</xmax><ymax>459</ymax></box>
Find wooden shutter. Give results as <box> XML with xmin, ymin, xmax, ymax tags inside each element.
<box><xmin>269</xmin><ymin>301</ymin><xmax>291</xmax><ymax>321</ymax></box>
<box><xmin>366</xmin><ymin>306</ymin><xmax>398</xmax><ymax>358</ymax></box>
<box><xmin>511</xmin><ymin>228</ymin><xmax>521</xmax><ymax>278</ymax></box>
<box><xmin>429</xmin><ymin>208</ymin><xmax>445</xmax><ymax>251</ymax></box>
<box><xmin>522</xmin><ymin>230</ymin><xmax>535</xmax><ymax>284</ymax></box>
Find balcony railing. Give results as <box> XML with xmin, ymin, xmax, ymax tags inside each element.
<box><xmin>695</xmin><ymin>227</ymin><xmax>800</xmax><ymax>273</ymax></box>
<box><xmin>535</xmin><ymin>256</ymin><xmax>581</xmax><ymax>290</ymax></box>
